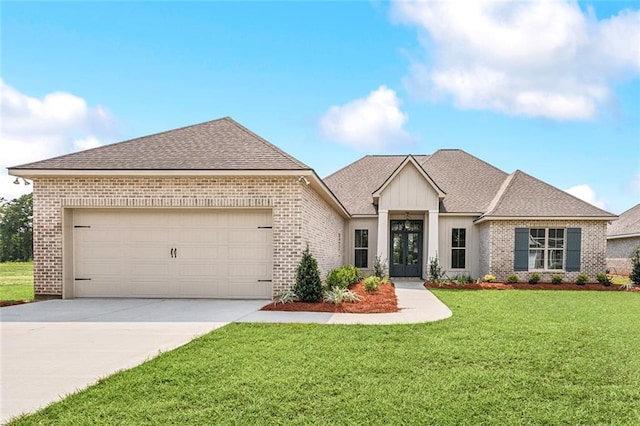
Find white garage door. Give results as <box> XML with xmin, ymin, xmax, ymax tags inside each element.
<box><xmin>73</xmin><ymin>209</ymin><xmax>272</xmax><ymax>299</ymax></box>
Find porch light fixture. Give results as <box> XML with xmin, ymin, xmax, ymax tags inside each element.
<box><xmin>13</xmin><ymin>177</ymin><xmax>19</xmax><ymax>185</ymax></box>
<box><xmin>13</xmin><ymin>177</ymin><xmax>30</xmax><ymax>186</ymax></box>
<box><xmin>404</xmin><ymin>212</ymin><xmax>411</xmax><ymax>230</ymax></box>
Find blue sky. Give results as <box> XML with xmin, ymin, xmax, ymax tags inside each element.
<box><xmin>2</xmin><ymin>0</ymin><xmax>639</xmax><ymax>214</ymax></box>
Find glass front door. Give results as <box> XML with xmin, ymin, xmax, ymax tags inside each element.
<box><xmin>390</xmin><ymin>220</ymin><xmax>423</xmax><ymax>277</ymax></box>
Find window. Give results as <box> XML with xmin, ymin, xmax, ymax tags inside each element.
<box><xmin>354</xmin><ymin>229</ymin><xmax>368</xmax><ymax>268</ymax></box>
<box><xmin>528</xmin><ymin>228</ymin><xmax>564</xmax><ymax>270</ymax></box>
<box><xmin>451</xmin><ymin>228</ymin><xmax>466</xmax><ymax>269</ymax></box>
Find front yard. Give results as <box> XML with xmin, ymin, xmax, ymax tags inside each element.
<box><xmin>0</xmin><ymin>261</ymin><xmax>34</xmax><ymax>302</ymax></box>
<box><xmin>9</xmin><ymin>290</ymin><xmax>640</xmax><ymax>425</ymax></box>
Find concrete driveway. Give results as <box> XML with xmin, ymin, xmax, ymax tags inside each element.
<box><xmin>0</xmin><ymin>298</ymin><xmax>267</xmax><ymax>424</ymax></box>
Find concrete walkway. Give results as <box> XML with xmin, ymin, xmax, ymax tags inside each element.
<box><xmin>236</xmin><ymin>281</ymin><xmax>452</xmax><ymax>324</ymax></box>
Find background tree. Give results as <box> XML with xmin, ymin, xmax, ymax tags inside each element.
<box><xmin>0</xmin><ymin>193</ymin><xmax>33</xmax><ymax>262</ymax></box>
<box><xmin>630</xmin><ymin>247</ymin><xmax>640</xmax><ymax>286</ymax></box>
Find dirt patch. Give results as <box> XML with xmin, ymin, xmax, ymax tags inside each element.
<box><xmin>0</xmin><ymin>295</ymin><xmax>60</xmax><ymax>308</ymax></box>
<box><xmin>261</xmin><ymin>282</ymin><xmax>398</xmax><ymax>313</ymax></box>
<box><xmin>425</xmin><ymin>282</ymin><xmax>639</xmax><ymax>292</ymax></box>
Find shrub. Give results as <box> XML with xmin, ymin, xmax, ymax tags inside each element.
<box><xmin>294</xmin><ymin>245</ymin><xmax>323</xmax><ymax>302</ymax></box>
<box><xmin>483</xmin><ymin>274</ymin><xmax>496</xmax><ymax>283</ymax></box>
<box><xmin>428</xmin><ymin>256</ymin><xmax>445</xmax><ymax>282</ymax></box>
<box><xmin>323</xmin><ymin>287</ymin><xmax>361</xmax><ymax>304</ymax></box>
<box><xmin>596</xmin><ymin>272</ymin><xmax>612</xmax><ymax>286</ymax></box>
<box><xmin>273</xmin><ymin>290</ymin><xmax>295</xmax><ymax>305</ymax></box>
<box><xmin>576</xmin><ymin>273</ymin><xmax>588</xmax><ymax>285</ymax></box>
<box><xmin>363</xmin><ymin>275</ymin><xmax>381</xmax><ymax>292</ymax></box>
<box><xmin>450</xmin><ymin>274</ymin><xmax>472</xmax><ymax>285</ymax></box>
<box><xmin>631</xmin><ymin>247</ymin><xmax>640</xmax><ymax>286</ymax></box>
<box><xmin>551</xmin><ymin>274</ymin><xmax>563</xmax><ymax>284</ymax></box>
<box><xmin>528</xmin><ymin>273</ymin><xmax>541</xmax><ymax>284</ymax></box>
<box><xmin>373</xmin><ymin>255</ymin><xmax>388</xmax><ymax>279</ymax></box>
<box><xmin>507</xmin><ymin>274</ymin><xmax>519</xmax><ymax>284</ymax></box>
<box><xmin>326</xmin><ymin>265</ymin><xmax>361</xmax><ymax>290</ymax></box>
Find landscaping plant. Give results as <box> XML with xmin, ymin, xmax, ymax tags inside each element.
<box><xmin>507</xmin><ymin>274</ymin><xmax>519</xmax><ymax>284</ymax></box>
<box><xmin>631</xmin><ymin>247</ymin><xmax>640</xmax><ymax>286</ymax></box>
<box><xmin>294</xmin><ymin>245</ymin><xmax>323</xmax><ymax>302</ymax></box>
<box><xmin>322</xmin><ymin>287</ymin><xmax>361</xmax><ymax>304</ymax></box>
<box><xmin>363</xmin><ymin>275</ymin><xmax>381</xmax><ymax>292</ymax></box>
<box><xmin>428</xmin><ymin>256</ymin><xmax>445</xmax><ymax>282</ymax></box>
<box><xmin>576</xmin><ymin>273</ymin><xmax>588</xmax><ymax>285</ymax></box>
<box><xmin>528</xmin><ymin>273</ymin><xmax>541</xmax><ymax>284</ymax></box>
<box><xmin>483</xmin><ymin>274</ymin><xmax>496</xmax><ymax>283</ymax></box>
<box><xmin>373</xmin><ymin>255</ymin><xmax>388</xmax><ymax>279</ymax></box>
<box><xmin>552</xmin><ymin>274</ymin><xmax>563</xmax><ymax>285</ymax></box>
<box><xmin>597</xmin><ymin>272</ymin><xmax>612</xmax><ymax>287</ymax></box>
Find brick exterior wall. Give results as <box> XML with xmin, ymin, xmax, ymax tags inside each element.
<box><xmin>32</xmin><ymin>175</ymin><xmax>339</xmax><ymax>297</ymax></box>
<box><xmin>301</xmin><ymin>184</ymin><xmax>345</xmax><ymax>280</ymax></box>
<box><xmin>606</xmin><ymin>236</ymin><xmax>640</xmax><ymax>275</ymax></box>
<box><xmin>480</xmin><ymin>220</ymin><xmax>608</xmax><ymax>283</ymax></box>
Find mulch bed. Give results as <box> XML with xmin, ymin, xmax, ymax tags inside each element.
<box><xmin>0</xmin><ymin>295</ymin><xmax>60</xmax><ymax>308</ymax></box>
<box><xmin>425</xmin><ymin>282</ymin><xmax>639</xmax><ymax>292</ymax></box>
<box><xmin>261</xmin><ymin>282</ymin><xmax>399</xmax><ymax>313</ymax></box>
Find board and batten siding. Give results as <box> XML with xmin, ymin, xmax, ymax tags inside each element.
<box><xmin>378</xmin><ymin>163</ymin><xmax>439</xmax><ymax>211</ymax></box>
<box><xmin>437</xmin><ymin>216</ymin><xmax>480</xmax><ymax>279</ymax></box>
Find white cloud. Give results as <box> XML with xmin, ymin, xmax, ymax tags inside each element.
<box><xmin>0</xmin><ymin>79</ymin><xmax>117</xmax><ymax>201</ymax></box>
<box><xmin>565</xmin><ymin>184</ymin><xmax>606</xmax><ymax>208</ymax></box>
<box><xmin>392</xmin><ymin>0</ymin><xmax>640</xmax><ymax>120</ymax></box>
<box><xmin>319</xmin><ymin>85</ymin><xmax>414</xmax><ymax>149</ymax></box>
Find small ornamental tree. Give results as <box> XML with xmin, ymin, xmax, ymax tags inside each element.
<box><xmin>630</xmin><ymin>247</ymin><xmax>640</xmax><ymax>286</ymax></box>
<box><xmin>294</xmin><ymin>244</ymin><xmax>323</xmax><ymax>302</ymax></box>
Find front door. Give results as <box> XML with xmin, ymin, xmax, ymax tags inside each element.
<box><xmin>390</xmin><ymin>220</ymin><xmax>423</xmax><ymax>277</ymax></box>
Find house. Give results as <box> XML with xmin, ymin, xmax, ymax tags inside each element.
<box><xmin>607</xmin><ymin>203</ymin><xmax>640</xmax><ymax>275</ymax></box>
<box><xmin>8</xmin><ymin>117</ymin><xmax>616</xmax><ymax>299</ymax></box>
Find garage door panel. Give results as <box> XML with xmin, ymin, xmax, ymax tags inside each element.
<box><xmin>74</xmin><ymin>209</ymin><xmax>272</xmax><ymax>299</ymax></box>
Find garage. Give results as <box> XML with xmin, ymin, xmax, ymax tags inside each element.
<box><xmin>72</xmin><ymin>209</ymin><xmax>273</xmax><ymax>299</ymax></box>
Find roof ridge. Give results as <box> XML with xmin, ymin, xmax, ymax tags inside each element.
<box><xmin>484</xmin><ymin>171</ymin><xmax>517</xmax><ymax>215</ymax></box>
<box><xmin>425</xmin><ymin>148</ymin><xmax>507</xmax><ymax>176</ymax></box>
<box><xmin>225</xmin><ymin>118</ymin><xmax>311</xmax><ymax>169</ymax></box>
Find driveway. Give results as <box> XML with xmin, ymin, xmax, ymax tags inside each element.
<box><xmin>0</xmin><ymin>298</ymin><xmax>267</xmax><ymax>424</ymax></box>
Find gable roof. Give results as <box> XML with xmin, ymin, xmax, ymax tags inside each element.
<box><xmin>478</xmin><ymin>170</ymin><xmax>616</xmax><ymax>221</ymax></box>
<box><xmin>372</xmin><ymin>155</ymin><xmax>445</xmax><ymax>200</ymax></box>
<box><xmin>323</xmin><ymin>149</ymin><xmax>509</xmax><ymax>215</ymax></box>
<box><xmin>9</xmin><ymin>117</ymin><xmax>310</xmax><ymax>172</ymax></box>
<box><xmin>608</xmin><ymin>203</ymin><xmax>640</xmax><ymax>238</ymax></box>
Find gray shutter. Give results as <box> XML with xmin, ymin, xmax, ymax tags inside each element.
<box><xmin>566</xmin><ymin>228</ymin><xmax>581</xmax><ymax>272</ymax></box>
<box><xmin>514</xmin><ymin>228</ymin><xmax>529</xmax><ymax>271</ymax></box>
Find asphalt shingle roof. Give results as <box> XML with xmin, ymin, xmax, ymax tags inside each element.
<box><xmin>324</xmin><ymin>150</ymin><xmax>509</xmax><ymax>215</ymax></box>
<box><xmin>482</xmin><ymin>170</ymin><xmax>616</xmax><ymax>218</ymax></box>
<box><xmin>10</xmin><ymin>117</ymin><xmax>310</xmax><ymax>171</ymax></box>
<box><xmin>608</xmin><ymin>203</ymin><xmax>640</xmax><ymax>237</ymax></box>
<box><xmin>323</xmin><ymin>149</ymin><xmax>616</xmax><ymax>218</ymax></box>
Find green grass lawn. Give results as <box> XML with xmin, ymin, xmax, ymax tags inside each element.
<box><xmin>10</xmin><ymin>290</ymin><xmax>640</xmax><ymax>425</ymax></box>
<box><xmin>0</xmin><ymin>261</ymin><xmax>34</xmax><ymax>301</ymax></box>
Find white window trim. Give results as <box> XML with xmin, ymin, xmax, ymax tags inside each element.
<box><xmin>528</xmin><ymin>228</ymin><xmax>565</xmax><ymax>272</ymax></box>
<box><xmin>451</xmin><ymin>228</ymin><xmax>466</xmax><ymax>270</ymax></box>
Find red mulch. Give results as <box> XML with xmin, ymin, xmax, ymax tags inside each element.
<box><xmin>425</xmin><ymin>282</ymin><xmax>640</xmax><ymax>292</ymax></box>
<box><xmin>261</xmin><ymin>282</ymin><xmax>399</xmax><ymax>313</ymax></box>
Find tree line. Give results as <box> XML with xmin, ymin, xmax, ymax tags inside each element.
<box><xmin>0</xmin><ymin>193</ymin><xmax>33</xmax><ymax>262</ymax></box>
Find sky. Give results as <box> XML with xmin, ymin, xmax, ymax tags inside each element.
<box><xmin>1</xmin><ymin>0</ymin><xmax>639</xmax><ymax>215</ymax></box>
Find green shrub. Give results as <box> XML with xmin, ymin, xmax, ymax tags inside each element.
<box><xmin>483</xmin><ymin>274</ymin><xmax>496</xmax><ymax>283</ymax></box>
<box><xmin>631</xmin><ymin>247</ymin><xmax>640</xmax><ymax>286</ymax></box>
<box><xmin>373</xmin><ymin>255</ymin><xmax>388</xmax><ymax>279</ymax></box>
<box><xmin>597</xmin><ymin>272</ymin><xmax>612</xmax><ymax>286</ymax></box>
<box><xmin>294</xmin><ymin>245</ymin><xmax>323</xmax><ymax>302</ymax></box>
<box><xmin>576</xmin><ymin>273</ymin><xmax>588</xmax><ymax>285</ymax></box>
<box><xmin>323</xmin><ymin>287</ymin><xmax>361</xmax><ymax>304</ymax></box>
<box><xmin>326</xmin><ymin>265</ymin><xmax>361</xmax><ymax>290</ymax></box>
<box><xmin>528</xmin><ymin>273</ymin><xmax>541</xmax><ymax>284</ymax></box>
<box><xmin>363</xmin><ymin>275</ymin><xmax>381</xmax><ymax>292</ymax></box>
<box><xmin>273</xmin><ymin>290</ymin><xmax>295</xmax><ymax>305</ymax></box>
<box><xmin>507</xmin><ymin>274</ymin><xmax>519</xmax><ymax>284</ymax></box>
<box><xmin>551</xmin><ymin>274</ymin><xmax>563</xmax><ymax>284</ymax></box>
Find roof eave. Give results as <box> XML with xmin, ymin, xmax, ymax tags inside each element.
<box><xmin>607</xmin><ymin>233</ymin><xmax>640</xmax><ymax>240</ymax></box>
<box><xmin>8</xmin><ymin>168</ymin><xmax>314</xmax><ymax>178</ymax></box>
<box><xmin>474</xmin><ymin>215</ymin><xmax>617</xmax><ymax>224</ymax></box>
